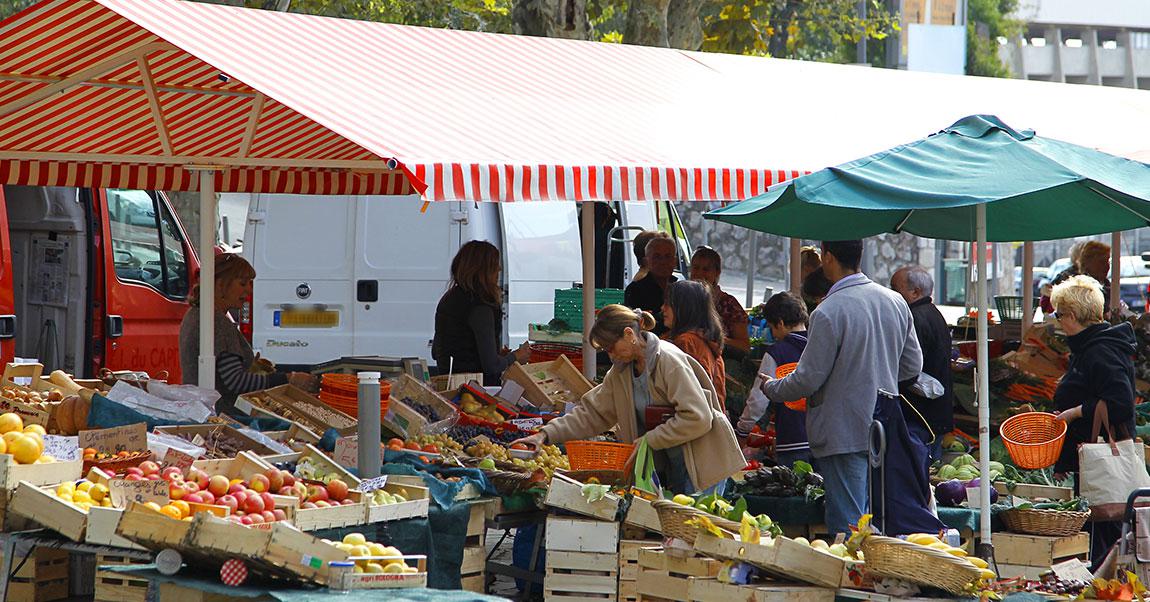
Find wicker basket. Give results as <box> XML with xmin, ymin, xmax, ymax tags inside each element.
<box><xmin>651</xmin><ymin>499</ymin><xmax>739</xmax><ymax>545</ymax></box>
<box><xmin>484</xmin><ymin>469</ymin><xmax>539</xmax><ymax>495</ymax></box>
<box><xmin>999</xmin><ymin>507</ymin><xmax>1090</xmax><ymax>537</ymax></box>
<box><xmin>860</xmin><ymin>535</ymin><xmax>981</xmax><ymax>594</ymax></box>
<box><xmin>83</xmin><ymin>450</ymin><xmax>153</xmax><ymax>476</ymax></box>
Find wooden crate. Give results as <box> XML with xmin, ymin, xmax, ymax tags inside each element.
<box><xmin>619</xmin><ymin>540</ymin><xmax>652</xmax><ymax>582</ymax></box>
<box><xmin>546</xmin><ymin>473</ymin><xmax>621</xmax><ymax>521</ymax></box>
<box><xmin>293</xmin><ymin>489</ymin><xmax>366</xmax><ymax>531</ymax></box>
<box><xmin>0</xmin><ymin>455</ymin><xmax>82</xmax><ymax>488</ymax></box>
<box><xmin>364</xmin><ymin>482</ymin><xmax>430</xmax><ymax>524</ymax></box>
<box><xmin>154</xmin><ymin>424</ymin><xmax>281</xmax><ymax>457</ymax></box>
<box><xmin>693</xmin><ymin>533</ymin><xmax>844</xmax><ymax>589</ymax></box>
<box><xmin>636</xmin><ymin>548</ymin><xmax>722</xmax><ymax>578</ymax></box>
<box><xmin>387</xmin><ymin>374</ymin><xmax>457</xmax><ymax>438</ymax></box>
<box><xmin>236</xmin><ymin>384</ymin><xmax>358</xmax><ymax>436</ymax></box>
<box><xmin>85</xmin><ymin>506</ymin><xmax>146</xmax><ymax>550</ymax></box>
<box><xmin>95</xmin><ymin>554</ymin><xmax>149</xmax><ymax>602</ymax></box>
<box><xmin>547</xmin><ymin>516</ymin><xmax>620</xmax><ymax>554</ymax></box>
<box><xmin>430</xmin><ymin>373</ymin><xmax>481</xmax><ymax>393</ymax></box>
<box><xmin>344</xmin><ymin>556</ymin><xmax>428</xmax><ymax>589</ymax></box>
<box><xmin>504</xmin><ymin>356</ymin><xmax>592</xmax><ymax>410</ymax></box>
<box><xmin>546</xmin><ymin>550</ymin><xmax>619</xmax><ymax>602</ymax></box>
<box><xmin>191</xmin><ymin>450</ymin><xmax>273</xmax><ymax>481</ymax></box>
<box><xmin>263</xmin><ymin>421</ymin><xmax>321</xmax><ymax>452</ymax></box>
<box><xmin>278</xmin><ymin>444</ymin><xmax>362</xmax><ymax>488</ymax></box>
<box><xmin>0</xmin><ymin>488</ymin><xmax>32</xmax><ymax>531</ymax></box>
<box><xmin>687</xmin><ymin>579</ymin><xmax>835</xmax><ymax>602</ymax></box>
<box><xmin>993</xmin><ymin>482</ymin><xmax>1074</xmax><ymax>502</ymax></box>
<box><xmin>0</xmin><ymin>546</ymin><xmax>70</xmax><ymax>602</ymax></box>
<box><xmin>636</xmin><ymin>567</ymin><xmax>692</xmax><ymax>602</ymax></box>
<box><xmin>623</xmin><ymin>496</ymin><xmax>662</xmax><ymax>535</ymax></box>
<box><xmin>992</xmin><ymin>532</ymin><xmax>1089</xmax><ymax>567</ymax></box>
<box><xmin>10</xmin><ymin>480</ymin><xmax>88</xmax><ymax>541</ymax></box>
<box><xmin>461</xmin><ymin>573</ymin><xmax>486</xmax><ymax>593</ymax></box>
<box><xmin>467</xmin><ymin>499</ymin><xmax>493</xmax><ymax>546</ymax></box>
<box><xmin>462</xmin><ymin>543</ymin><xmax>486</xmax><ymax>589</ymax></box>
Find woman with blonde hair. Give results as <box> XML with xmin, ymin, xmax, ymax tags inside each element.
<box><xmin>179</xmin><ymin>253</ymin><xmax>316</xmax><ymax>415</ymax></box>
<box><xmin>512</xmin><ymin>304</ymin><xmax>745</xmax><ymax>494</ymax></box>
<box><xmin>432</xmin><ymin>241</ymin><xmax>530</xmax><ymax>386</ymax></box>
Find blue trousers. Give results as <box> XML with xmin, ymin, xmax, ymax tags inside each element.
<box><xmin>818</xmin><ymin>451</ymin><xmax>869</xmax><ymax>537</ymax></box>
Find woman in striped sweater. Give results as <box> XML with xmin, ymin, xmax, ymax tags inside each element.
<box><xmin>179</xmin><ymin>253</ymin><xmax>317</xmax><ymax>415</ymax></box>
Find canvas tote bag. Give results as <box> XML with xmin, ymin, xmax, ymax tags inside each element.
<box><xmin>1078</xmin><ymin>401</ymin><xmax>1150</xmax><ymax>521</ymax></box>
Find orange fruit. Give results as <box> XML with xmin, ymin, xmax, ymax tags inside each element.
<box><xmin>159</xmin><ymin>505</ymin><xmax>182</xmax><ymax>520</ymax></box>
<box><xmin>0</xmin><ymin>413</ymin><xmax>22</xmax><ymax>434</ymax></box>
<box><xmin>8</xmin><ymin>435</ymin><xmax>40</xmax><ymax>464</ymax></box>
<box><xmin>83</xmin><ymin>447</ymin><xmax>97</xmax><ymax>456</ymax></box>
<box><xmin>3</xmin><ymin>431</ymin><xmax>24</xmax><ymax>448</ymax></box>
<box><xmin>171</xmin><ymin>500</ymin><xmax>190</xmax><ymax>518</ymax></box>
<box><xmin>143</xmin><ymin>502</ymin><xmax>163</xmax><ymax>513</ymax></box>
<box><xmin>0</xmin><ymin>438</ymin><xmax>6</xmax><ymax>455</ymax></box>
<box><xmin>24</xmin><ymin>432</ymin><xmax>43</xmax><ymax>455</ymax></box>
<box><xmin>22</xmin><ymin>424</ymin><xmax>46</xmax><ymax>437</ymax></box>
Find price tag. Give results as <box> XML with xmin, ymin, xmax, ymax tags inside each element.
<box><xmin>191</xmin><ymin>434</ymin><xmax>206</xmax><ymax>447</ymax></box>
<box><xmin>78</xmin><ymin>423</ymin><xmax>147</xmax><ymax>454</ymax></box>
<box><xmin>359</xmin><ymin>476</ymin><xmax>388</xmax><ymax>493</ymax></box>
<box><xmin>0</xmin><ymin>397</ymin><xmax>50</xmax><ymax>427</ymax></box>
<box><xmin>510</xmin><ymin>417</ymin><xmax>543</xmax><ymax>430</ymax></box>
<box><xmin>163</xmin><ymin>448</ymin><xmax>197</xmax><ymax>471</ymax></box>
<box><xmin>497</xmin><ymin>381</ymin><xmax>525</xmax><ymax>406</ymax></box>
<box><xmin>110</xmin><ymin>478</ymin><xmax>170</xmax><ymax>508</ymax></box>
<box><xmin>41</xmin><ymin>435</ymin><xmax>80</xmax><ymax>461</ymax></box>
<box><xmin>333</xmin><ymin>436</ymin><xmax>358</xmax><ymax>468</ymax></box>
<box><xmin>1052</xmin><ymin>558</ymin><xmax>1094</xmax><ymax>583</ymax></box>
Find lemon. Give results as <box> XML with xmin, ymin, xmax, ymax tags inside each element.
<box><xmin>364</xmin><ymin>563</ymin><xmax>385</xmax><ymax>574</ymax></box>
<box><xmin>383</xmin><ymin>562</ymin><xmax>405</xmax><ymax>574</ymax></box>
<box><xmin>76</xmin><ymin>481</ymin><xmax>93</xmax><ymax>492</ymax></box>
<box><xmin>672</xmin><ymin>494</ymin><xmax>694</xmax><ymax>506</ymax></box>
<box><xmin>343</xmin><ymin>533</ymin><xmax>367</xmax><ymax>546</ymax></box>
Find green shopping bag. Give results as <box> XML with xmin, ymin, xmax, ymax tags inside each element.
<box><xmin>630</xmin><ymin>438</ymin><xmax>664</xmax><ymax>499</ymax></box>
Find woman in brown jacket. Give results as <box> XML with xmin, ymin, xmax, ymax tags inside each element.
<box><xmin>512</xmin><ymin>305</ymin><xmax>745</xmax><ymax>494</ymax></box>
<box><xmin>662</xmin><ymin>280</ymin><xmax>726</xmax><ymax>409</ymax></box>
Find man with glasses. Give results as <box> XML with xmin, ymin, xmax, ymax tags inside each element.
<box><xmin>624</xmin><ymin>233</ymin><xmax>677</xmax><ymax>336</ymax></box>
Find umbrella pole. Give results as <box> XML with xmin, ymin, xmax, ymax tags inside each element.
<box><xmin>790</xmin><ymin>238</ymin><xmax>801</xmax><ymax>295</ymax></box>
<box><xmin>198</xmin><ymin>169</ymin><xmax>217</xmax><ymax>388</ymax></box>
<box><xmin>1022</xmin><ymin>242</ymin><xmax>1034</xmax><ymax>338</ymax></box>
<box><xmin>976</xmin><ymin>204</ymin><xmax>993</xmax><ymax>556</ymax></box>
<box><xmin>1111</xmin><ymin>232</ymin><xmax>1122</xmax><ymax>314</ymax></box>
<box><xmin>581</xmin><ymin>201</ymin><xmax>596</xmax><ymax>381</ymax></box>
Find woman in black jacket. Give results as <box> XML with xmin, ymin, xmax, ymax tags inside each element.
<box><xmin>432</xmin><ymin>241</ymin><xmax>530</xmax><ymax>386</ymax></box>
<box><xmin>1051</xmin><ymin>274</ymin><xmax>1137</xmax><ymax>568</ymax></box>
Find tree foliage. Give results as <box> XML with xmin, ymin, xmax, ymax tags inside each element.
<box><xmin>700</xmin><ymin>0</ymin><xmax>898</xmax><ymax>61</ymax></box>
<box><xmin>0</xmin><ymin>0</ymin><xmax>37</xmax><ymax>19</ymax></box>
<box><xmin>966</xmin><ymin>0</ymin><xmax>1022</xmax><ymax>77</ymax></box>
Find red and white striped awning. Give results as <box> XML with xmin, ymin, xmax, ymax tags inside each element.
<box><xmin>2</xmin><ymin>0</ymin><xmax>1148</xmax><ymax>200</ymax></box>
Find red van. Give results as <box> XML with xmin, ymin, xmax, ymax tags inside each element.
<box><xmin>0</xmin><ymin>186</ymin><xmax>199</xmax><ymax>381</ymax></box>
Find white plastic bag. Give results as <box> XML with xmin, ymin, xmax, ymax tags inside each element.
<box><xmin>146</xmin><ymin>431</ymin><xmax>206</xmax><ymax>461</ymax></box>
<box><xmin>106</xmin><ymin>381</ymin><xmax>213</xmax><ymax>424</ymax></box>
<box><xmin>238</xmin><ymin>428</ymin><xmax>292</xmax><ymax>455</ymax></box>
<box><xmin>144</xmin><ymin>381</ymin><xmax>220</xmax><ymax>416</ymax></box>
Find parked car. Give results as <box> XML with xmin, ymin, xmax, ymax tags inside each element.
<box><xmin>1036</xmin><ymin>257</ymin><xmax>1073</xmax><ymax>293</ymax></box>
<box><xmin>1014</xmin><ymin>265</ymin><xmax>1050</xmax><ymax>297</ymax></box>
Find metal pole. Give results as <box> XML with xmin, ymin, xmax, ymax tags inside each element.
<box><xmin>197</xmin><ymin>169</ymin><xmax>217</xmax><ymax>388</ymax></box>
<box><xmin>1022</xmin><ymin>242</ymin><xmax>1034</xmax><ymax>338</ymax></box>
<box><xmin>976</xmin><ymin>204</ymin><xmax>993</xmax><ymax>552</ymax></box>
<box><xmin>581</xmin><ymin>201</ymin><xmax>596</xmax><ymax>381</ymax></box>
<box><xmin>357</xmin><ymin>372</ymin><xmax>382</xmax><ymax>479</ymax></box>
<box><xmin>1111</xmin><ymin>232</ymin><xmax>1122</xmax><ymax>314</ymax></box>
<box><xmin>745</xmin><ymin>232</ymin><xmax>759</xmax><ymax>307</ymax></box>
<box><xmin>857</xmin><ymin>0</ymin><xmax>868</xmax><ymax>64</ymax></box>
<box><xmin>790</xmin><ymin>238</ymin><xmax>802</xmax><ymax>295</ymax></box>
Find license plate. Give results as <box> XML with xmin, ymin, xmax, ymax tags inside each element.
<box><xmin>274</xmin><ymin>310</ymin><xmax>339</xmax><ymax>328</ymax></box>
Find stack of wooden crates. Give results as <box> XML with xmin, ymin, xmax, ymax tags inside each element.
<box><xmin>94</xmin><ymin>554</ymin><xmax>150</xmax><ymax>602</ymax></box>
<box><xmin>462</xmin><ymin>499</ymin><xmax>493</xmax><ymax>593</ymax></box>
<box><xmin>0</xmin><ymin>546</ymin><xmax>70</xmax><ymax>602</ymax></box>
<box><xmin>991</xmin><ymin>483</ymin><xmax>1089</xmax><ymax>580</ymax></box>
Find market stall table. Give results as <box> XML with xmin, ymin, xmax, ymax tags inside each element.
<box><xmin>0</xmin><ymin>529</ymin><xmax>152</xmax><ymax>601</ymax></box>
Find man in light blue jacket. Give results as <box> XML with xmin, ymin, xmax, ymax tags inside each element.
<box><xmin>759</xmin><ymin>240</ymin><xmax>924</xmax><ymax>536</ymax></box>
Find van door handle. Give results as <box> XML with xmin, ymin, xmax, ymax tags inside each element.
<box><xmin>108</xmin><ymin>315</ymin><xmax>124</xmax><ymax>338</ymax></box>
<box><xmin>0</xmin><ymin>315</ymin><xmax>14</xmax><ymax>339</ymax></box>
<box><xmin>357</xmin><ymin>280</ymin><xmax>379</xmax><ymax>303</ymax></box>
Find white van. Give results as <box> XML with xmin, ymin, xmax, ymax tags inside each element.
<box><xmin>238</xmin><ymin>195</ymin><xmax>691</xmax><ymax>369</ymax></box>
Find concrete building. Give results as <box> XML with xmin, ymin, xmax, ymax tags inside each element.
<box><xmin>999</xmin><ymin>0</ymin><xmax>1150</xmax><ymax>89</ymax></box>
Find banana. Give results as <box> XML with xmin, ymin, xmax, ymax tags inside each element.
<box><xmin>945</xmin><ymin>546</ymin><xmax>968</xmax><ymax>558</ymax></box>
<box><xmin>907</xmin><ymin>534</ymin><xmax>941</xmax><ymax>546</ymax></box>
<box><xmin>979</xmin><ymin>568</ymin><xmax>997</xmax><ymax>581</ymax></box>
<box><xmin>967</xmin><ymin>557</ymin><xmax>988</xmax><ymax>569</ymax></box>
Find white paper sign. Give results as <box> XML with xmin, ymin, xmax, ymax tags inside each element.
<box><xmin>359</xmin><ymin>476</ymin><xmax>388</xmax><ymax>493</ymax></box>
<box><xmin>497</xmin><ymin>381</ymin><xmax>525</xmax><ymax>406</ymax></box>
<box><xmin>1051</xmin><ymin>558</ymin><xmax>1094</xmax><ymax>583</ymax></box>
<box><xmin>42</xmin><ymin>435</ymin><xmax>80</xmax><ymax>461</ymax></box>
<box><xmin>333</xmin><ymin>436</ymin><xmax>358</xmax><ymax>468</ymax></box>
<box><xmin>510</xmin><ymin>417</ymin><xmax>543</xmax><ymax>430</ymax></box>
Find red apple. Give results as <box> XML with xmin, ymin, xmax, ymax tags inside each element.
<box><xmin>340</xmin><ymin>499</ymin><xmax>356</xmax><ymax>506</ymax></box>
<box><xmin>265</xmin><ymin>469</ymin><xmax>284</xmax><ymax>492</ymax></box>
<box><xmin>249</xmin><ymin>474</ymin><xmax>270</xmax><ymax>493</ymax></box>
<box><xmin>280</xmin><ymin>471</ymin><xmax>295</xmax><ymax>488</ymax></box>
<box><xmin>259</xmin><ymin>492</ymin><xmax>276</xmax><ymax>511</ymax></box>
<box><xmin>260</xmin><ymin>510</ymin><xmax>276</xmax><ymax>523</ymax></box>
<box><xmin>306</xmin><ymin>484</ymin><xmax>329</xmax><ymax>503</ymax></box>
<box><xmin>207</xmin><ymin>475</ymin><xmax>230</xmax><ymax>497</ymax></box>
<box><xmin>239</xmin><ymin>515</ymin><xmax>254</xmax><ymax>526</ymax></box>
<box><xmin>225</xmin><ymin>515</ymin><xmax>243</xmax><ymax>524</ymax></box>
<box><xmin>272</xmin><ymin>509</ymin><xmax>287</xmax><ymax>521</ymax></box>
<box><xmin>218</xmin><ymin>495</ymin><xmax>238</xmax><ymax>513</ymax></box>
<box><xmin>125</xmin><ymin>467</ymin><xmax>144</xmax><ymax>477</ymax></box>
<box><xmin>184</xmin><ymin>493</ymin><xmax>205</xmax><ymax>504</ymax></box>
<box><xmin>139</xmin><ymin>461</ymin><xmax>160</xmax><ymax>476</ymax></box>
<box><xmin>301</xmin><ymin>501</ymin><xmax>318</xmax><ymax>509</ymax></box>
<box><xmin>124</xmin><ymin>474</ymin><xmax>144</xmax><ymax>481</ymax></box>
<box><xmin>232</xmin><ymin>490</ymin><xmax>249</xmax><ymax>505</ymax></box>
<box><xmin>170</xmin><ymin>484</ymin><xmax>186</xmax><ymax>500</ymax></box>
<box><xmin>227</xmin><ymin>482</ymin><xmax>246</xmax><ymax>495</ymax></box>
<box><xmin>314</xmin><ymin>500</ymin><xmax>331</xmax><ymax>508</ymax></box>
<box><xmin>325</xmin><ymin>479</ymin><xmax>349</xmax><ymax>502</ymax></box>
<box><xmin>292</xmin><ymin>483</ymin><xmax>308</xmax><ymax>501</ymax></box>
<box><xmin>198</xmin><ymin>491</ymin><xmax>215</xmax><ymax>505</ymax></box>
<box><xmin>243</xmin><ymin>495</ymin><xmax>265</xmax><ymax>515</ymax></box>
<box><xmin>181</xmin><ymin>481</ymin><xmax>199</xmax><ymax>496</ymax></box>
<box><xmin>277</xmin><ymin>486</ymin><xmax>295</xmax><ymax>496</ymax></box>
<box><xmin>162</xmin><ymin>467</ymin><xmax>183</xmax><ymax>482</ymax></box>
<box><xmin>248</xmin><ymin>513</ymin><xmax>265</xmax><ymax>524</ymax></box>
<box><xmin>186</xmin><ymin>468</ymin><xmax>210</xmax><ymax>490</ymax></box>
<box><xmin>146</xmin><ymin>474</ymin><xmax>162</xmax><ymax>480</ymax></box>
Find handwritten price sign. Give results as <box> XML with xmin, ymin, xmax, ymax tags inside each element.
<box><xmin>79</xmin><ymin>423</ymin><xmax>147</xmax><ymax>454</ymax></box>
<box><xmin>109</xmin><ymin>478</ymin><xmax>169</xmax><ymax>508</ymax></box>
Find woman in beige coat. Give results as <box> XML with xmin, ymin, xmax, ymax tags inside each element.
<box><xmin>513</xmin><ymin>305</ymin><xmax>745</xmax><ymax>494</ymax></box>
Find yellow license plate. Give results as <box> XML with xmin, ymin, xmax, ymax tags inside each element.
<box><xmin>276</xmin><ymin>310</ymin><xmax>339</xmax><ymax>328</ymax></box>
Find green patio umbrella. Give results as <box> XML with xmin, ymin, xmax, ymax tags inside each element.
<box><xmin>706</xmin><ymin>115</ymin><xmax>1150</xmax><ymax>548</ymax></box>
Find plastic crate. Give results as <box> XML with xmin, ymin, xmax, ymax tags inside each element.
<box><xmin>553</xmin><ymin>288</ymin><xmax>624</xmax><ymax>327</ymax></box>
<box><xmin>994</xmin><ymin>296</ymin><xmax>1039</xmax><ymax>322</ymax></box>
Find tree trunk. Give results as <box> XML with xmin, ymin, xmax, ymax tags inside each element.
<box><xmin>666</xmin><ymin>0</ymin><xmax>704</xmax><ymax>50</ymax></box>
<box><xmin>623</xmin><ymin>0</ymin><xmax>671</xmax><ymax>47</ymax></box>
<box><xmin>512</xmin><ymin>0</ymin><xmax>590</xmax><ymax>39</ymax></box>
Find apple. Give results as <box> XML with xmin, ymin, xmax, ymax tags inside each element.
<box><xmin>272</xmin><ymin>509</ymin><xmax>287</xmax><ymax>521</ymax></box>
<box><xmin>124</xmin><ymin>474</ymin><xmax>144</xmax><ymax>481</ymax></box>
<box><xmin>170</xmin><ymin>484</ymin><xmax>186</xmax><ymax>500</ymax></box>
<box><xmin>181</xmin><ymin>481</ymin><xmax>199</xmax><ymax>496</ymax></box>
<box><xmin>261</xmin><ymin>510</ymin><xmax>276</xmax><ymax>523</ymax></box>
<box><xmin>198</xmin><ymin>491</ymin><xmax>216</xmax><ymax>505</ymax></box>
<box><xmin>218</xmin><ymin>495</ymin><xmax>238</xmax><ymax>513</ymax></box>
<box><xmin>266</xmin><ymin>469</ymin><xmax>284</xmax><ymax>492</ymax></box>
<box><xmin>207</xmin><ymin>475</ymin><xmax>230</xmax><ymax>497</ymax></box>
<box><xmin>292</xmin><ymin>483</ymin><xmax>308</xmax><ymax>501</ymax></box>
<box><xmin>277</xmin><ymin>486</ymin><xmax>295</xmax><ymax>497</ymax></box>
<box><xmin>314</xmin><ymin>500</ymin><xmax>331</xmax><ymax>508</ymax></box>
<box><xmin>184</xmin><ymin>493</ymin><xmax>204</xmax><ymax>504</ymax></box>
<box><xmin>326</xmin><ymin>479</ymin><xmax>349</xmax><ymax>502</ymax></box>
<box><xmin>227</xmin><ymin>482</ymin><xmax>246</xmax><ymax>495</ymax></box>
<box><xmin>138</xmin><ymin>461</ymin><xmax>160</xmax><ymax>476</ymax></box>
<box><xmin>125</xmin><ymin>467</ymin><xmax>144</xmax><ymax>478</ymax></box>
<box><xmin>145</xmin><ymin>474</ymin><xmax>162</xmax><ymax>480</ymax></box>
<box><xmin>249</xmin><ymin>474</ymin><xmax>270</xmax><ymax>493</ymax></box>
<box><xmin>239</xmin><ymin>515</ymin><xmax>254</xmax><ymax>526</ymax></box>
<box><xmin>260</xmin><ymin>492</ymin><xmax>276</xmax><ymax>511</ymax></box>
<box><xmin>187</xmin><ymin>468</ymin><xmax>210</xmax><ymax>490</ymax></box>
<box><xmin>232</xmin><ymin>490</ymin><xmax>249</xmax><ymax>505</ymax></box>
<box><xmin>340</xmin><ymin>499</ymin><xmax>356</xmax><ymax>506</ymax></box>
<box><xmin>280</xmin><ymin>471</ymin><xmax>295</xmax><ymax>488</ymax></box>
<box><xmin>248</xmin><ymin>513</ymin><xmax>265</xmax><ymax>524</ymax></box>
<box><xmin>225</xmin><ymin>515</ymin><xmax>243</xmax><ymax>524</ymax></box>
<box><xmin>306</xmin><ymin>485</ymin><xmax>329</xmax><ymax>503</ymax></box>
<box><xmin>243</xmin><ymin>495</ymin><xmax>265</xmax><ymax>515</ymax></box>
<box><xmin>301</xmin><ymin>501</ymin><xmax>318</xmax><ymax>509</ymax></box>
<box><xmin>161</xmin><ymin>467</ymin><xmax>183</xmax><ymax>482</ymax></box>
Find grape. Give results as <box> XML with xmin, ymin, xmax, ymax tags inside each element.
<box><xmin>402</xmin><ymin>397</ymin><xmax>443</xmax><ymax>422</ymax></box>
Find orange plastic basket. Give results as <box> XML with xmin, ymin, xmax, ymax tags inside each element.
<box><xmin>565</xmin><ymin>440</ymin><xmax>634</xmax><ymax>471</ymax></box>
<box><xmin>775</xmin><ymin>363</ymin><xmax>807</xmax><ymax>411</ymax></box>
<box><xmin>319</xmin><ymin>374</ymin><xmax>391</xmax><ymax>420</ymax></box>
<box><xmin>999</xmin><ymin>412</ymin><xmax>1067</xmax><ymax>469</ymax></box>
<box><xmin>530</xmin><ymin>344</ymin><xmax>584</xmax><ymax>371</ymax></box>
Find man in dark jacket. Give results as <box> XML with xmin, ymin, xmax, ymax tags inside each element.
<box><xmin>891</xmin><ymin>266</ymin><xmax>954</xmax><ymax>463</ymax></box>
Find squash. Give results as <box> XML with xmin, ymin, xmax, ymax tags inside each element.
<box><xmin>56</xmin><ymin>395</ymin><xmax>77</xmax><ymax>435</ymax></box>
<box><xmin>48</xmin><ymin>370</ymin><xmax>84</xmax><ymax>396</ymax></box>
<box><xmin>72</xmin><ymin>389</ymin><xmax>93</xmax><ymax>432</ymax></box>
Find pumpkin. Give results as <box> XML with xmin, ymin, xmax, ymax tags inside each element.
<box><xmin>72</xmin><ymin>389</ymin><xmax>93</xmax><ymax>432</ymax></box>
<box><xmin>56</xmin><ymin>395</ymin><xmax>77</xmax><ymax>435</ymax></box>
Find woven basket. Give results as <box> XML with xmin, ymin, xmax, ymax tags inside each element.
<box><xmin>860</xmin><ymin>535</ymin><xmax>981</xmax><ymax>594</ymax></box>
<box><xmin>999</xmin><ymin>507</ymin><xmax>1090</xmax><ymax>537</ymax></box>
<box><xmin>651</xmin><ymin>499</ymin><xmax>739</xmax><ymax>545</ymax></box>
<box><xmin>83</xmin><ymin>450</ymin><xmax>153</xmax><ymax>476</ymax></box>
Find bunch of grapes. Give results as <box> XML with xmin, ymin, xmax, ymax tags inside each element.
<box><xmin>402</xmin><ymin>396</ymin><xmax>443</xmax><ymax>422</ymax></box>
<box><xmin>466</xmin><ymin>437</ymin><xmax>511</xmax><ymax>462</ymax></box>
<box><xmin>414</xmin><ymin>433</ymin><xmax>462</xmax><ymax>454</ymax></box>
<box><xmin>509</xmin><ymin>444</ymin><xmax>569</xmax><ymax>478</ymax></box>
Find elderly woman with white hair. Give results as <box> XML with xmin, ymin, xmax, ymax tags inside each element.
<box><xmin>1051</xmin><ymin>274</ymin><xmax>1137</xmax><ymax>568</ymax></box>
